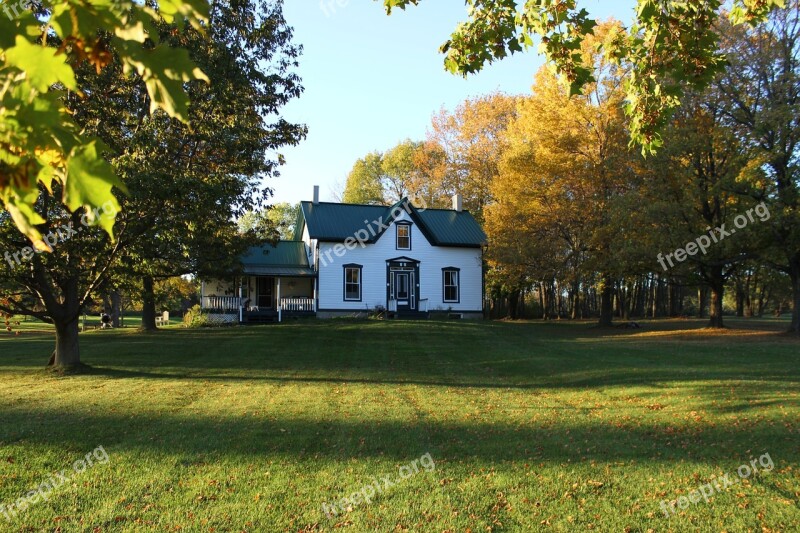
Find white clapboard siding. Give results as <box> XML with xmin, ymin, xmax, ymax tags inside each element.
<box><xmin>316</xmin><ymin>210</ymin><xmax>482</xmax><ymax>311</ymax></box>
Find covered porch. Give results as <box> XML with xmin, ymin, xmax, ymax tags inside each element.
<box><xmin>201</xmin><ymin>276</ymin><xmax>317</xmax><ymax>323</ymax></box>
<box><xmin>200</xmin><ymin>242</ymin><xmax>317</xmax><ymax>324</ymax></box>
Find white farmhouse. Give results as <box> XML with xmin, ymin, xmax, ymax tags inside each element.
<box><xmin>201</xmin><ymin>187</ymin><xmax>486</xmax><ymax>322</ymax></box>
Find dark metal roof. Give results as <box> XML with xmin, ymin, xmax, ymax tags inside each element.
<box><xmin>243</xmin><ymin>266</ymin><xmax>316</xmax><ymax>277</ymax></box>
<box><xmin>299</xmin><ymin>202</ymin><xmax>387</xmax><ymax>242</ymax></box>
<box><xmin>299</xmin><ymin>199</ymin><xmax>486</xmax><ymax>247</ymax></box>
<box><xmin>417</xmin><ymin>208</ymin><xmax>488</xmax><ymax>247</ymax></box>
<box><xmin>240</xmin><ymin>242</ymin><xmax>315</xmax><ymax>277</ymax></box>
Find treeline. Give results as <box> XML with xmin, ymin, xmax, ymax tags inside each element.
<box><xmin>340</xmin><ymin>10</ymin><xmax>800</xmax><ymax>333</ymax></box>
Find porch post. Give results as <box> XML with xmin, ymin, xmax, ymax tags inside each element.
<box><xmin>238</xmin><ymin>281</ymin><xmax>243</xmax><ymax>324</ymax></box>
<box><xmin>313</xmin><ymin>277</ymin><xmax>318</xmax><ymax>312</ymax></box>
<box><xmin>277</xmin><ymin>277</ymin><xmax>282</xmax><ymax>323</ymax></box>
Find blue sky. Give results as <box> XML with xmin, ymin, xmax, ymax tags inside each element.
<box><xmin>275</xmin><ymin>1</ymin><xmax>635</xmax><ymax>205</ymax></box>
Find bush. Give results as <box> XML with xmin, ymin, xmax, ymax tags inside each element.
<box><xmin>183</xmin><ymin>305</ymin><xmax>209</xmax><ymax>328</ymax></box>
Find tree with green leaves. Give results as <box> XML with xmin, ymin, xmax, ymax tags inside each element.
<box><xmin>645</xmin><ymin>89</ymin><xmax>753</xmax><ymax>329</ymax></box>
<box><xmin>239</xmin><ymin>202</ymin><xmax>301</xmax><ymax>241</ymax></box>
<box><xmin>103</xmin><ymin>0</ymin><xmax>305</xmax><ymax>331</ymax></box>
<box><xmin>1</xmin><ymin>0</ymin><xmax>209</xmax><ymax>247</ymax></box>
<box><xmin>714</xmin><ymin>3</ymin><xmax>800</xmax><ymax>334</ymax></box>
<box><xmin>342</xmin><ymin>141</ymin><xmax>427</xmax><ymax>205</ymax></box>
<box><xmin>0</xmin><ymin>186</ymin><xmax>122</xmax><ymax>368</ymax></box>
<box><xmin>0</xmin><ymin>0</ymin><xmax>305</xmax><ymax>365</ymax></box>
<box><xmin>382</xmin><ymin>0</ymin><xmax>785</xmax><ymax>153</ymax></box>
<box><xmin>382</xmin><ymin>140</ymin><xmax>422</xmax><ymax>203</ymax></box>
<box><xmin>343</xmin><ymin>152</ymin><xmax>386</xmax><ymax>205</ymax></box>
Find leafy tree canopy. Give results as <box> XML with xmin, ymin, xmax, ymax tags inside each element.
<box><xmin>1</xmin><ymin>0</ymin><xmax>209</xmax><ymax>248</ymax></box>
<box><xmin>382</xmin><ymin>0</ymin><xmax>785</xmax><ymax>153</ymax></box>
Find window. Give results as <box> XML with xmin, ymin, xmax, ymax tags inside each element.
<box><xmin>443</xmin><ymin>268</ymin><xmax>460</xmax><ymax>303</ymax></box>
<box><xmin>344</xmin><ymin>264</ymin><xmax>362</xmax><ymax>301</ymax></box>
<box><xmin>396</xmin><ymin>223</ymin><xmax>411</xmax><ymax>250</ymax></box>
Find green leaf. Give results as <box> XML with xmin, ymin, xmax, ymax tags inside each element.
<box><xmin>4</xmin><ymin>36</ymin><xmax>77</xmax><ymax>92</ymax></box>
<box><xmin>158</xmin><ymin>0</ymin><xmax>210</xmax><ymax>30</ymax></box>
<box><xmin>2</xmin><ymin>190</ymin><xmax>47</xmax><ymax>251</ymax></box>
<box><xmin>63</xmin><ymin>142</ymin><xmax>126</xmax><ymax>237</ymax></box>
<box><xmin>115</xmin><ymin>21</ymin><xmax>147</xmax><ymax>43</ymax></box>
<box><xmin>120</xmin><ymin>43</ymin><xmax>209</xmax><ymax>123</ymax></box>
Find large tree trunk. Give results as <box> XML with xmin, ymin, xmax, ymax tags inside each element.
<box><xmin>735</xmin><ymin>279</ymin><xmax>746</xmax><ymax>317</ymax></box>
<box><xmin>508</xmin><ymin>290</ymin><xmax>520</xmax><ymax>319</ymax></box>
<box><xmin>46</xmin><ymin>276</ymin><xmax>84</xmax><ymax>369</ymax></box>
<box><xmin>598</xmin><ymin>275</ymin><xmax>614</xmax><ymax>327</ymax></box>
<box><xmin>708</xmin><ymin>267</ymin><xmax>726</xmax><ymax>329</ymax></box>
<box><xmin>668</xmin><ymin>280</ymin><xmax>682</xmax><ymax>317</ymax></box>
<box><xmin>53</xmin><ymin>315</ymin><xmax>81</xmax><ymax>367</ymax></box>
<box><xmin>697</xmin><ymin>286</ymin><xmax>708</xmax><ymax>319</ymax></box>
<box><xmin>141</xmin><ymin>275</ymin><xmax>158</xmax><ymax>331</ymax></box>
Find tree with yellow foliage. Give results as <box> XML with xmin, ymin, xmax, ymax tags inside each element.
<box><xmin>486</xmin><ymin>22</ymin><xmax>642</xmax><ymax>326</ymax></box>
<box><xmin>428</xmin><ymin>93</ymin><xmax>519</xmax><ymax>221</ymax></box>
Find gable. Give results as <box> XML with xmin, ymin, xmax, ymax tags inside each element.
<box><xmin>298</xmin><ymin>198</ymin><xmax>486</xmax><ymax>248</ymax></box>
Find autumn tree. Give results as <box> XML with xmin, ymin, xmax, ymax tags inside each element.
<box><xmin>342</xmin><ymin>94</ymin><xmax>517</xmax><ymax>215</ymax></box>
<box><xmin>644</xmin><ymin>90</ymin><xmax>753</xmax><ymax>328</ymax></box>
<box><xmin>382</xmin><ymin>0</ymin><xmax>784</xmax><ymax>152</ymax></box>
<box><xmin>486</xmin><ymin>23</ymin><xmax>641</xmax><ymax>326</ymax></box>
<box><xmin>428</xmin><ymin>93</ymin><xmax>518</xmax><ymax>220</ymax></box>
<box><xmin>407</xmin><ymin>141</ymin><xmax>451</xmax><ymax>209</ymax></box>
<box><xmin>714</xmin><ymin>3</ymin><xmax>800</xmax><ymax>334</ymax></box>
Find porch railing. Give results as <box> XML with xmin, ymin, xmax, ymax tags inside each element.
<box><xmin>280</xmin><ymin>297</ymin><xmax>316</xmax><ymax>312</ymax></box>
<box><xmin>202</xmin><ymin>296</ymin><xmax>244</xmax><ymax>311</ymax></box>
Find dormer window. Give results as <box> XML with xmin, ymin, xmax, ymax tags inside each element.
<box><xmin>396</xmin><ymin>223</ymin><xmax>411</xmax><ymax>250</ymax></box>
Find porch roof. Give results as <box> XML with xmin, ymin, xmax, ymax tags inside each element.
<box><xmin>243</xmin><ymin>266</ymin><xmax>316</xmax><ymax>277</ymax></box>
<box><xmin>241</xmin><ymin>242</ymin><xmax>316</xmax><ymax>277</ymax></box>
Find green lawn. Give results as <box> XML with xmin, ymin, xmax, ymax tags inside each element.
<box><xmin>0</xmin><ymin>319</ymin><xmax>798</xmax><ymax>531</ymax></box>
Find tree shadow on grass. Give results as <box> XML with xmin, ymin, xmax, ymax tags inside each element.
<box><xmin>79</xmin><ymin>363</ymin><xmax>800</xmax><ymax>398</ymax></box>
<box><xmin>2</xmin><ymin>319</ymin><xmax>799</xmax><ymax>408</ymax></box>
<box><xmin>0</xmin><ymin>406</ymin><xmax>796</xmax><ymax>467</ymax></box>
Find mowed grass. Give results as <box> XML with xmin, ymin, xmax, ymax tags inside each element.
<box><xmin>0</xmin><ymin>318</ymin><xmax>798</xmax><ymax>532</ymax></box>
